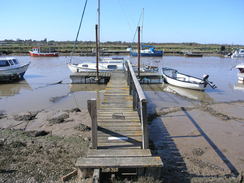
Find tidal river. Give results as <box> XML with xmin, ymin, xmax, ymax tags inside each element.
<box><xmin>0</xmin><ymin>55</ymin><xmax>243</xmax><ymax>114</ymax></box>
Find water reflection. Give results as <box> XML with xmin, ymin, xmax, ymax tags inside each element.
<box><xmin>234</xmin><ymin>83</ymin><xmax>244</xmax><ymax>91</ymax></box>
<box><xmin>162</xmin><ymin>84</ymin><xmax>214</xmax><ymax>103</ymax></box>
<box><xmin>69</xmin><ymin>84</ymin><xmax>106</xmax><ymax>92</ymax></box>
<box><xmin>0</xmin><ymin>80</ymin><xmax>32</xmax><ymax>97</ymax></box>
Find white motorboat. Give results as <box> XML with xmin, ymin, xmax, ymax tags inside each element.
<box><xmin>235</xmin><ymin>63</ymin><xmax>244</xmax><ymax>83</ymax></box>
<box><xmin>162</xmin><ymin>68</ymin><xmax>216</xmax><ymax>91</ymax></box>
<box><xmin>0</xmin><ymin>57</ymin><xmax>30</xmax><ymax>82</ymax></box>
<box><xmin>67</xmin><ymin>57</ymin><xmax>126</xmax><ymax>73</ymax></box>
<box><xmin>231</xmin><ymin>49</ymin><xmax>244</xmax><ymax>58</ymax></box>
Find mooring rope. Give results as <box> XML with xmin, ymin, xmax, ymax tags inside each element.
<box><xmin>69</xmin><ymin>0</ymin><xmax>88</xmax><ymax>63</ymax></box>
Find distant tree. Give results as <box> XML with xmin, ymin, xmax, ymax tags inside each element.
<box><xmin>220</xmin><ymin>45</ymin><xmax>226</xmax><ymax>52</ymax></box>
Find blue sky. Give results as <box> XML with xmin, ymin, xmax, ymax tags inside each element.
<box><xmin>0</xmin><ymin>0</ymin><xmax>244</xmax><ymax>44</ymax></box>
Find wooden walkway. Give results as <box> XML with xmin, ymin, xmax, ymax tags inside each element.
<box><xmin>97</xmin><ymin>71</ymin><xmax>142</xmax><ymax>149</ymax></box>
<box><xmin>75</xmin><ymin>61</ymin><xmax>163</xmax><ymax>181</ymax></box>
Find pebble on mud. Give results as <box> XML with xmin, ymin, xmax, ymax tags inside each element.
<box><xmin>13</xmin><ymin>111</ymin><xmax>38</xmax><ymax>121</ymax></box>
<box><xmin>0</xmin><ymin>138</ymin><xmax>5</xmax><ymax>146</ymax></box>
<box><xmin>75</xmin><ymin>123</ymin><xmax>91</xmax><ymax>131</ymax></box>
<box><xmin>66</xmin><ymin>108</ymin><xmax>81</xmax><ymax>113</ymax></box>
<box><xmin>10</xmin><ymin>141</ymin><xmax>27</xmax><ymax>148</ymax></box>
<box><xmin>0</xmin><ymin>111</ymin><xmax>7</xmax><ymax>119</ymax></box>
<box><xmin>192</xmin><ymin>148</ymin><xmax>205</xmax><ymax>156</ymax></box>
<box><xmin>47</xmin><ymin>112</ymin><xmax>69</xmax><ymax>124</ymax></box>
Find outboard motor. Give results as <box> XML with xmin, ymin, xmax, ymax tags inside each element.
<box><xmin>203</xmin><ymin>74</ymin><xmax>209</xmax><ymax>81</ymax></box>
<box><xmin>203</xmin><ymin>74</ymin><xmax>209</xmax><ymax>87</ymax></box>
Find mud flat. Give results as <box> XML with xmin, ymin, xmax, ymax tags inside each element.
<box><xmin>149</xmin><ymin>101</ymin><xmax>244</xmax><ymax>183</ymax></box>
<box><xmin>0</xmin><ymin>108</ymin><xmax>91</xmax><ymax>183</ymax></box>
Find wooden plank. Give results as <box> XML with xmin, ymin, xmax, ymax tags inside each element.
<box><xmin>98</xmin><ymin>126</ymin><xmax>141</xmax><ymax>131</ymax></box>
<box><xmin>98</xmin><ymin>123</ymin><xmax>140</xmax><ymax>127</ymax></box>
<box><xmin>98</xmin><ymin>136</ymin><xmax>142</xmax><ymax>143</ymax></box>
<box><xmin>98</xmin><ymin>119</ymin><xmax>140</xmax><ymax>122</ymax></box>
<box><xmin>87</xmin><ymin>149</ymin><xmax>152</xmax><ymax>157</ymax></box>
<box><xmin>98</xmin><ymin>142</ymin><xmax>142</xmax><ymax>149</ymax></box>
<box><xmin>98</xmin><ymin>131</ymin><xmax>142</xmax><ymax>137</ymax></box>
<box><xmin>76</xmin><ymin>156</ymin><xmax>163</xmax><ymax>168</ymax></box>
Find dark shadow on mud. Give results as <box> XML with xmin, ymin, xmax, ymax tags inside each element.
<box><xmin>149</xmin><ymin>117</ymin><xmax>191</xmax><ymax>183</ymax></box>
<box><xmin>181</xmin><ymin>107</ymin><xmax>239</xmax><ymax>177</ymax></box>
<box><xmin>147</xmin><ymin>98</ymin><xmax>191</xmax><ymax>183</ymax></box>
<box><xmin>147</xmin><ymin>98</ymin><xmax>240</xmax><ymax>182</ymax></box>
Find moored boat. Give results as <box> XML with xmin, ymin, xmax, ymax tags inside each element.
<box><xmin>162</xmin><ymin>67</ymin><xmax>216</xmax><ymax>90</ymax></box>
<box><xmin>184</xmin><ymin>51</ymin><xmax>203</xmax><ymax>57</ymax></box>
<box><xmin>29</xmin><ymin>47</ymin><xmax>59</xmax><ymax>57</ymax></box>
<box><xmin>130</xmin><ymin>45</ymin><xmax>163</xmax><ymax>57</ymax></box>
<box><xmin>231</xmin><ymin>49</ymin><xmax>244</xmax><ymax>58</ymax></box>
<box><xmin>235</xmin><ymin>63</ymin><xmax>244</xmax><ymax>83</ymax></box>
<box><xmin>0</xmin><ymin>57</ymin><xmax>30</xmax><ymax>82</ymax></box>
<box><xmin>67</xmin><ymin>57</ymin><xmax>126</xmax><ymax>73</ymax></box>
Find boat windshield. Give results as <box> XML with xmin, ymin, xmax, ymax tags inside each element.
<box><xmin>107</xmin><ymin>65</ymin><xmax>117</xmax><ymax>69</ymax></box>
<box><xmin>13</xmin><ymin>59</ymin><xmax>19</xmax><ymax>64</ymax></box>
<box><xmin>9</xmin><ymin>60</ymin><xmax>14</xmax><ymax>65</ymax></box>
<box><xmin>0</xmin><ymin>60</ymin><xmax>10</xmax><ymax>67</ymax></box>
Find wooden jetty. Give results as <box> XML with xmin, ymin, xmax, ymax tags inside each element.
<box><xmin>70</xmin><ymin>67</ymin><xmax>163</xmax><ymax>84</ymax></box>
<box><xmin>75</xmin><ymin>61</ymin><xmax>163</xmax><ymax>181</ymax></box>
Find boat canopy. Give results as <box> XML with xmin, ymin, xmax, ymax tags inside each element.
<box><xmin>142</xmin><ymin>45</ymin><xmax>155</xmax><ymax>48</ymax></box>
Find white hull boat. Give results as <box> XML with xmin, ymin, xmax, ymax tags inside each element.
<box><xmin>67</xmin><ymin>58</ymin><xmax>126</xmax><ymax>73</ymax></box>
<box><xmin>162</xmin><ymin>68</ymin><xmax>216</xmax><ymax>91</ymax></box>
<box><xmin>236</xmin><ymin>63</ymin><xmax>244</xmax><ymax>83</ymax></box>
<box><xmin>231</xmin><ymin>49</ymin><xmax>244</xmax><ymax>58</ymax></box>
<box><xmin>0</xmin><ymin>57</ymin><xmax>30</xmax><ymax>82</ymax></box>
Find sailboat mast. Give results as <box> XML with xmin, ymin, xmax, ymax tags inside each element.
<box><xmin>141</xmin><ymin>8</ymin><xmax>144</xmax><ymax>43</ymax></box>
<box><xmin>96</xmin><ymin>0</ymin><xmax>100</xmax><ymax>80</ymax></box>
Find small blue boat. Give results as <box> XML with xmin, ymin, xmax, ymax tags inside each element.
<box><xmin>130</xmin><ymin>45</ymin><xmax>163</xmax><ymax>57</ymax></box>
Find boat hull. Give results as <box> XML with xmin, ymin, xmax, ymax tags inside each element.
<box><xmin>67</xmin><ymin>61</ymin><xmax>125</xmax><ymax>73</ymax></box>
<box><xmin>162</xmin><ymin>68</ymin><xmax>206</xmax><ymax>91</ymax></box>
<box><xmin>184</xmin><ymin>53</ymin><xmax>203</xmax><ymax>57</ymax></box>
<box><xmin>29</xmin><ymin>51</ymin><xmax>59</xmax><ymax>57</ymax></box>
<box><xmin>0</xmin><ymin>63</ymin><xmax>30</xmax><ymax>82</ymax></box>
<box><xmin>130</xmin><ymin>51</ymin><xmax>163</xmax><ymax>57</ymax></box>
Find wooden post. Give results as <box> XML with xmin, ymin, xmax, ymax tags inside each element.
<box><xmin>87</xmin><ymin>99</ymin><xmax>97</xmax><ymax>149</ymax></box>
<box><xmin>137</xmin><ymin>26</ymin><xmax>141</xmax><ymax>77</ymax></box>
<box><xmin>141</xmin><ymin>99</ymin><xmax>149</xmax><ymax>149</ymax></box>
<box><xmin>95</xmin><ymin>24</ymin><xmax>99</xmax><ymax>80</ymax></box>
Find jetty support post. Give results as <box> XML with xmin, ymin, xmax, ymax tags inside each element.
<box><xmin>138</xmin><ymin>26</ymin><xmax>141</xmax><ymax>77</ymax></box>
<box><xmin>87</xmin><ymin>98</ymin><xmax>97</xmax><ymax>149</ymax></box>
<box><xmin>95</xmin><ymin>24</ymin><xmax>99</xmax><ymax>81</ymax></box>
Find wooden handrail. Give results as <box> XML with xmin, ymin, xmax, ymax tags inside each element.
<box><xmin>126</xmin><ymin>61</ymin><xmax>146</xmax><ymax>100</ymax></box>
<box><xmin>125</xmin><ymin>60</ymin><xmax>149</xmax><ymax>149</ymax></box>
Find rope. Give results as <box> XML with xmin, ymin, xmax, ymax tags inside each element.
<box><xmin>69</xmin><ymin>0</ymin><xmax>88</xmax><ymax>63</ymax></box>
<box><xmin>132</xmin><ymin>9</ymin><xmax>144</xmax><ymax>44</ymax></box>
<box><xmin>117</xmin><ymin>0</ymin><xmax>134</xmax><ymax>35</ymax></box>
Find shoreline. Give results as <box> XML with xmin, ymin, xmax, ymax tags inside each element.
<box><xmin>1</xmin><ymin>52</ymin><xmax>226</xmax><ymax>57</ymax></box>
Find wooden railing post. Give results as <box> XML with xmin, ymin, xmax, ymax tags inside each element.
<box><xmin>87</xmin><ymin>99</ymin><xmax>97</xmax><ymax>149</ymax></box>
<box><xmin>132</xmin><ymin>85</ymin><xmax>137</xmax><ymax>110</ymax></box>
<box><xmin>141</xmin><ymin>99</ymin><xmax>149</xmax><ymax>149</ymax></box>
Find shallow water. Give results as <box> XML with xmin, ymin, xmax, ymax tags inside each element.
<box><xmin>0</xmin><ymin>56</ymin><xmax>243</xmax><ymax>113</ymax></box>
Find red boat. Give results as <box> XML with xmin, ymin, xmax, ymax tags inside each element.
<box><xmin>29</xmin><ymin>47</ymin><xmax>59</xmax><ymax>57</ymax></box>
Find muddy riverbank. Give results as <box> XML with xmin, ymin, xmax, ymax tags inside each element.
<box><xmin>0</xmin><ymin>56</ymin><xmax>244</xmax><ymax>182</ymax></box>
